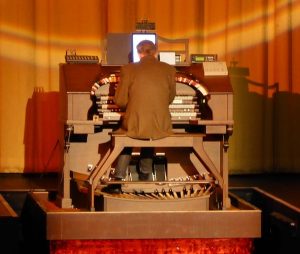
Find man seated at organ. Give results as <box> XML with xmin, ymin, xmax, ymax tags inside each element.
<box><xmin>102</xmin><ymin>40</ymin><xmax>176</xmax><ymax>193</ymax></box>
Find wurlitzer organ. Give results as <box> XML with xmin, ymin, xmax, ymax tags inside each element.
<box><xmin>57</xmin><ymin>62</ymin><xmax>234</xmax><ymax>212</ymax></box>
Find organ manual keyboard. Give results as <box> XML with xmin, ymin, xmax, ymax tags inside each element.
<box><xmin>89</xmin><ymin>72</ymin><xmax>209</xmax><ymax>124</ymax></box>
<box><xmin>57</xmin><ymin>62</ymin><xmax>234</xmax><ymax>211</ymax></box>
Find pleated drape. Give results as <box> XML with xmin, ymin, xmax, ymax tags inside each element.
<box><xmin>0</xmin><ymin>0</ymin><xmax>299</xmax><ymax>173</ymax></box>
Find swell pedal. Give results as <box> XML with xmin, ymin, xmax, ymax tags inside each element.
<box><xmin>153</xmin><ymin>153</ymin><xmax>167</xmax><ymax>181</ymax></box>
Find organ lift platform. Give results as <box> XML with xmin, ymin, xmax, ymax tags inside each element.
<box><xmin>29</xmin><ymin>62</ymin><xmax>262</xmax><ymax>240</ymax></box>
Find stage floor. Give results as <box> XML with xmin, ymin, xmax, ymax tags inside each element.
<box><xmin>1</xmin><ymin>172</ymin><xmax>300</xmax><ymax>254</ymax></box>
<box><xmin>229</xmin><ymin>173</ymin><xmax>300</xmax><ymax>209</ymax></box>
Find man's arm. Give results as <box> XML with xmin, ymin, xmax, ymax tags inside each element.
<box><xmin>169</xmin><ymin>67</ymin><xmax>176</xmax><ymax>104</ymax></box>
<box><xmin>114</xmin><ymin>66</ymin><xmax>130</xmax><ymax>109</ymax></box>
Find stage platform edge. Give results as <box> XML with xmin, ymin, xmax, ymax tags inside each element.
<box><xmin>23</xmin><ymin>190</ymin><xmax>261</xmax><ymax>240</ymax></box>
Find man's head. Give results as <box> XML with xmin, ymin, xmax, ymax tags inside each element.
<box><xmin>137</xmin><ymin>40</ymin><xmax>157</xmax><ymax>59</ymax></box>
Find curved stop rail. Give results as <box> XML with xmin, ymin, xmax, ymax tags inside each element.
<box><xmin>90</xmin><ymin>72</ymin><xmax>209</xmax><ymax>96</ymax></box>
<box><xmin>87</xmin><ymin>131</ymin><xmax>229</xmax><ymax>211</ymax></box>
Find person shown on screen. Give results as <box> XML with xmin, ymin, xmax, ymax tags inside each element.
<box><xmin>102</xmin><ymin>39</ymin><xmax>176</xmax><ymax>194</ymax></box>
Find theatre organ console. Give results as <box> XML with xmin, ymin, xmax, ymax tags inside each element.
<box><xmin>57</xmin><ymin>63</ymin><xmax>234</xmax><ymax>211</ymax></box>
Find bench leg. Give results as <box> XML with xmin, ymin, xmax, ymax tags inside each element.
<box><xmin>192</xmin><ymin>138</ymin><xmax>223</xmax><ymax>187</ymax></box>
<box><xmin>87</xmin><ymin>146</ymin><xmax>112</xmax><ymax>211</ymax></box>
<box><xmin>88</xmin><ymin>147</ymin><xmax>111</xmax><ymax>183</ymax></box>
<box><xmin>192</xmin><ymin>137</ymin><xmax>227</xmax><ymax>209</ymax></box>
<box><xmin>89</xmin><ymin>145</ymin><xmax>125</xmax><ymax>210</ymax></box>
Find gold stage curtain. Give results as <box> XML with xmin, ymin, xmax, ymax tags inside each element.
<box><xmin>0</xmin><ymin>0</ymin><xmax>299</xmax><ymax>173</ymax></box>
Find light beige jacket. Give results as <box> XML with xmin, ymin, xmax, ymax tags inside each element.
<box><xmin>114</xmin><ymin>55</ymin><xmax>176</xmax><ymax>140</ymax></box>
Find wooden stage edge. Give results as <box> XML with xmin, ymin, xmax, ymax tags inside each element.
<box><xmin>23</xmin><ymin>191</ymin><xmax>261</xmax><ymax>240</ymax></box>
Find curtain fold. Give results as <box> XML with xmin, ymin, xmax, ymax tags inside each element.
<box><xmin>0</xmin><ymin>0</ymin><xmax>299</xmax><ymax>173</ymax></box>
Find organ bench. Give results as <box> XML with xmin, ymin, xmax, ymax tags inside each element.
<box><xmin>87</xmin><ymin>131</ymin><xmax>230</xmax><ymax>211</ymax></box>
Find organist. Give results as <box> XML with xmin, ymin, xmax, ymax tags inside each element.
<box><xmin>102</xmin><ymin>40</ymin><xmax>176</xmax><ymax>194</ymax></box>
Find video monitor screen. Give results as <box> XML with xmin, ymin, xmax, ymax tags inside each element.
<box><xmin>132</xmin><ymin>33</ymin><xmax>156</xmax><ymax>63</ymax></box>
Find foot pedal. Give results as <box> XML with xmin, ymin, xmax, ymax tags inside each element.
<box><xmin>153</xmin><ymin>154</ymin><xmax>167</xmax><ymax>181</ymax></box>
